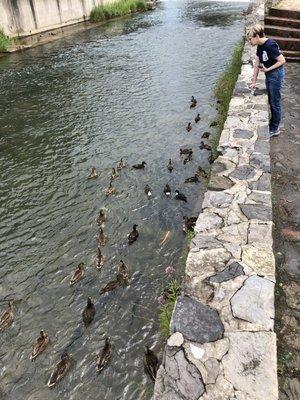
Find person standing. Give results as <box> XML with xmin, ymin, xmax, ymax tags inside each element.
<box><xmin>247</xmin><ymin>24</ymin><xmax>286</xmax><ymax>137</ymax></box>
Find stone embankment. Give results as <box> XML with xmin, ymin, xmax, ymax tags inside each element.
<box><xmin>152</xmin><ymin>1</ymin><xmax>279</xmax><ymax>399</ymax></box>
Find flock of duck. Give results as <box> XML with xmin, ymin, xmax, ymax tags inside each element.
<box><xmin>0</xmin><ymin>95</ymin><xmax>215</xmax><ymax>390</ymax></box>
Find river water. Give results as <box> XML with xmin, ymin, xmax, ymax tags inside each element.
<box><xmin>0</xmin><ymin>1</ymin><xmax>247</xmax><ymax>399</ymax></box>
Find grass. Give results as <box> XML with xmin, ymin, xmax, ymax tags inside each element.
<box><xmin>212</xmin><ymin>40</ymin><xmax>244</xmax><ymax>157</ymax></box>
<box><xmin>0</xmin><ymin>28</ymin><xmax>11</xmax><ymax>52</ymax></box>
<box><xmin>90</xmin><ymin>0</ymin><xmax>148</xmax><ymax>22</ymax></box>
<box><xmin>159</xmin><ymin>279</ymin><xmax>181</xmax><ymax>337</ymax></box>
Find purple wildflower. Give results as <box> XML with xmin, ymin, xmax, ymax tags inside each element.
<box><xmin>165</xmin><ymin>266</ymin><xmax>175</xmax><ymax>276</ymax></box>
<box><xmin>157</xmin><ymin>295</ymin><xmax>165</xmax><ymax>305</ymax></box>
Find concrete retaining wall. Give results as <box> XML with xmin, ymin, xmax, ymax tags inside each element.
<box><xmin>152</xmin><ymin>1</ymin><xmax>279</xmax><ymax>399</ymax></box>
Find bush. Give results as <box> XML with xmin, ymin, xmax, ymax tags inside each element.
<box><xmin>90</xmin><ymin>0</ymin><xmax>148</xmax><ymax>22</ymax></box>
<box><xmin>159</xmin><ymin>280</ymin><xmax>181</xmax><ymax>337</ymax></box>
<box><xmin>0</xmin><ymin>28</ymin><xmax>11</xmax><ymax>52</ymax></box>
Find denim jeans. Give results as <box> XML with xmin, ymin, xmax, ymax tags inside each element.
<box><xmin>265</xmin><ymin>66</ymin><xmax>285</xmax><ymax>132</ymax></box>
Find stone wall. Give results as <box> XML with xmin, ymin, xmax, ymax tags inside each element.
<box><xmin>153</xmin><ymin>1</ymin><xmax>279</xmax><ymax>399</ymax></box>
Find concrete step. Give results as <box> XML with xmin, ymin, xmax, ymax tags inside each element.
<box><xmin>265</xmin><ymin>25</ymin><xmax>300</xmax><ymax>38</ymax></box>
<box><xmin>285</xmin><ymin>56</ymin><xmax>300</xmax><ymax>62</ymax></box>
<box><xmin>282</xmin><ymin>49</ymin><xmax>300</xmax><ymax>62</ymax></box>
<box><xmin>268</xmin><ymin>35</ymin><xmax>300</xmax><ymax>51</ymax></box>
<box><xmin>265</xmin><ymin>16</ymin><xmax>300</xmax><ymax>29</ymax></box>
<box><xmin>269</xmin><ymin>7</ymin><xmax>300</xmax><ymax>20</ymax></box>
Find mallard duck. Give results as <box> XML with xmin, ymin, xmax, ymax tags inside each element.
<box><xmin>82</xmin><ymin>298</ymin><xmax>96</xmax><ymax>327</ymax></box>
<box><xmin>163</xmin><ymin>184</ymin><xmax>171</xmax><ymax>197</ymax></box>
<box><xmin>184</xmin><ymin>175</ymin><xmax>199</xmax><ymax>183</ymax></box>
<box><xmin>202</xmin><ymin>131</ymin><xmax>210</xmax><ymax>139</ymax></box>
<box><xmin>180</xmin><ymin>148</ymin><xmax>193</xmax><ymax>156</ymax></box>
<box><xmin>110</xmin><ymin>167</ymin><xmax>119</xmax><ymax>180</ymax></box>
<box><xmin>132</xmin><ymin>161</ymin><xmax>146</xmax><ymax>169</ymax></box>
<box><xmin>128</xmin><ymin>224</ymin><xmax>139</xmax><ymax>244</ymax></box>
<box><xmin>96</xmin><ymin>337</ymin><xmax>112</xmax><ymax>374</ymax></box>
<box><xmin>144</xmin><ymin>346</ymin><xmax>159</xmax><ymax>382</ymax></box>
<box><xmin>70</xmin><ymin>262</ymin><xmax>85</xmax><ymax>286</ymax></box>
<box><xmin>47</xmin><ymin>353</ymin><xmax>72</xmax><ymax>388</ymax></box>
<box><xmin>186</xmin><ymin>122</ymin><xmax>192</xmax><ymax>132</ymax></box>
<box><xmin>210</xmin><ymin>120</ymin><xmax>218</xmax><ymax>127</ymax></box>
<box><xmin>197</xmin><ymin>166</ymin><xmax>208</xmax><ymax>179</ymax></box>
<box><xmin>195</xmin><ymin>113</ymin><xmax>200</xmax><ymax>123</ymax></box>
<box><xmin>98</xmin><ymin>227</ymin><xmax>106</xmax><ymax>247</ymax></box>
<box><xmin>0</xmin><ymin>301</ymin><xmax>14</xmax><ymax>332</ymax></box>
<box><xmin>100</xmin><ymin>280</ymin><xmax>119</xmax><ymax>295</ymax></box>
<box><xmin>183</xmin><ymin>216</ymin><xmax>197</xmax><ymax>232</ymax></box>
<box><xmin>175</xmin><ymin>190</ymin><xmax>187</xmax><ymax>203</ymax></box>
<box><xmin>167</xmin><ymin>159</ymin><xmax>174</xmax><ymax>172</ymax></box>
<box><xmin>190</xmin><ymin>96</ymin><xmax>197</xmax><ymax>108</ymax></box>
<box><xmin>30</xmin><ymin>330</ymin><xmax>49</xmax><ymax>361</ymax></box>
<box><xmin>116</xmin><ymin>158</ymin><xmax>126</xmax><ymax>171</ymax></box>
<box><xmin>183</xmin><ymin>154</ymin><xmax>192</xmax><ymax>165</ymax></box>
<box><xmin>144</xmin><ymin>185</ymin><xmax>152</xmax><ymax>198</ymax></box>
<box><xmin>105</xmin><ymin>181</ymin><xmax>116</xmax><ymax>196</ymax></box>
<box><xmin>199</xmin><ymin>141</ymin><xmax>212</xmax><ymax>151</ymax></box>
<box><xmin>117</xmin><ymin>260</ymin><xmax>129</xmax><ymax>285</ymax></box>
<box><xmin>88</xmin><ymin>167</ymin><xmax>98</xmax><ymax>179</ymax></box>
<box><xmin>97</xmin><ymin>209</ymin><xmax>106</xmax><ymax>226</ymax></box>
<box><xmin>96</xmin><ymin>247</ymin><xmax>104</xmax><ymax>270</ymax></box>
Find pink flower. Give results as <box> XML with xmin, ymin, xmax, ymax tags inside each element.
<box><xmin>157</xmin><ymin>295</ymin><xmax>165</xmax><ymax>305</ymax></box>
<box><xmin>165</xmin><ymin>266</ymin><xmax>175</xmax><ymax>276</ymax></box>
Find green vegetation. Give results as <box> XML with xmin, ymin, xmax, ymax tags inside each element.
<box><xmin>90</xmin><ymin>0</ymin><xmax>148</xmax><ymax>22</ymax></box>
<box><xmin>159</xmin><ymin>280</ymin><xmax>181</xmax><ymax>337</ymax></box>
<box><xmin>212</xmin><ymin>40</ymin><xmax>244</xmax><ymax>157</ymax></box>
<box><xmin>0</xmin><ymin>28</ymin><xmax>11</xmax><ymax>52</ymax></box>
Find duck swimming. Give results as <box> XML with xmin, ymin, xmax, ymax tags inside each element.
<box><xmin>180</xmin><ymin>148</ymin><xmax>193</xmax><ymax>156</ymax></box>
<box><xmin>183</xmin><ymin>154</ymin><xmax>192</xmax><ymax>165</ymax></box>
<box><xmin>175</xmin><ymin>190</ymin><xmax>187</xmax><ymax>203</ymax></box>
<box><xmin>183</xmin><ymin>216</ymin><xmax>197</xmax><ymax>232</ymax></box>
<box><xmin>48</xmin><ymin>353</ymin><xmax>72</xmax><ymax>388</ymax></box>
<box><xmin>96</xmin><ymin>247</ymin><xmax>104</xmax><ymax>270</ymax></box>
<box><xmin>0</xmin><ymin>301</ymin><xmax>14</xmax><ymax>332</ymax></box>
<box><xmin>82</xmin><ymin>297</ymin><xmax>96</xmax><ymax>327</ymax></box>
<box><xmin>128</xmin><ymin>224</ymin><xmax>139</xmax><ymax>244</ymax></box>
<box><xmin>96</xmin><ymin>337</ymin><xmax>112</xmax><ymax>374</ymax></box>
<box><xmin>144</xmin><ymin>185</ymin><xmax>152</xmax><ymax>198</ymax></box>
<box><xmin>98</xmin><ymin>227</ymin><xmax>106</xmax><ymax>247</ymax></box>
<box><xmin>163</xmin><ymin>184</ymin><xmax>171</xmax><ymax>197</ymax></box>
<box><xmin>199</xmin><ymin>141</ymin><xmax>212</xmax><ymax>151</ymax></box>
<box><xmin>202</xmin><ymin>131</ymin><xmax>210</xmax><ymax>139</ymax></box>
<box><xmin>132</xmin><ymin>161</ymin><xmax>146</xmax><ymax>169</ymax></box>
<box><xmin>184</xmin><ymin>175</ymin><xmax>199</xmax><ymax>183</ymax></box>
<box><xmin>116</xmin><ymin>158</ymin><xmax>126</xmax><ymax>171</ymax></box>
<box><xmin>195</xmin><ymin>113</ymin><xmax>200</xmax><ymax>123</ymax></box>
<box><xmin>167</xmin><ymin>159</ymin><xmax>174</xmax><ymax>172</ymax></box>
<box><xmin>186</xmin><ymin>122</ymin><xmax>192</xmax><ymax>132</ymax></box>
<box><xmin>110</xmin><ymin>167</ymin><xmax>119</xmax><ymax>180</ymax></box>
<box><xmin>97</xmin><ymin>209</ymin><xmax>106</xmax><ymax>226</ymax></box>
<box><xmin>117</xmin><ymin>259</ymin><xmax>129</xmax><ymax>285</ymax></box>
<box><xmin>190</xmin><ymin>96</ymin><xmax>197</xmax><ymax>108</ymax></box>
<box><xmin>88</xmin><ymin>167</ymin><xmax>98</xmax><ymax>179</ymax></box>
<box><xmin>100</xmin><ymin>279</ymin><xmax>119</xmax><ymax>295</ymax></box>
<box><xmin>70</xmin><ymin>262</ymin><xmax>85</xmax><ymax>286</ymax></box>
<box><xmin>30</xmin><ymin>330</ymin><xmax>49</xmax><ymax>361</ymax></box>
<box><xmin>105</xmin><ymin>181</ymin><xmax>116</xmax><ymax>196</ymax></box>
<box><xmin>197</xmin><ymin>166</ymin><xmax>208</xmax><ymax>179</ymax></box>
<box><xmin>144</xmin><ymin>346</ymin><xmax>159</xmax><ymax>382</ymax></box>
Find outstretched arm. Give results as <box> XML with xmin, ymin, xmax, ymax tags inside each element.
<box><xmin>250</xmin><ymin>55</ymin><xmax>260</xmax><ymax>89</ymax></box>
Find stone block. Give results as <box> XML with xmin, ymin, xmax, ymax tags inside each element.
<box><xmin>242</xmin><ymin>244</ymin><xmax>275</xmax><ymax>275</ymax></box>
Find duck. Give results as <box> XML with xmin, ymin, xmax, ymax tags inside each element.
<box><xmin>197</xmin><ymin>166</ymin><xmax>208</xmax><ymax>179</ymax></box>
<box><xmin>186</xmin><ymin>122</ymin><xmax>192</xmax><ymax>132</ymax></box>
<box><xmin>100</xmin><ymin>279</ymin><xmax>119</xmax><ymax>295</ymax></box>
<box><xmin>180</xmin><ymin>148</ymin><xmax>193</xmax><ymax>156</ymax></box>
<box><xmin>184</xmin><ymin>175</ymin><xmax>199</xmax><ymax>183</ymax></box>
<box><xmin>183</xmin><ymin>216</ymin><xmax>197</xmax><ymax>232</ymax></box>
<box><xmin>0</xmin><ymin>301</ymin><xmax>14</xmax><ymax>332</ymax></box>
<box><xmin>210</xmin><ymin>120</ymin><xmax>218</xmax><ymax>127</ymax></box>
<box><xmin>116</xmin><ymin>158</ymin><xmax>126</xmax><ymax>171</ymax></box>
<box><xmin>105</xmin><ymin>181</ymin><xmax>116</xmax><ymax>196</ymax></box>
<box><xmin>96</xmin><ymin>247</ymin><xmax>104</xmax><ymax>270</ymax></box>
<box><xmin>163</xmin><ymin>184</ymin><xmax>171</xmax><ymax>197</ymax></box>
<box><xmin>30</xmin><ymin>330</ymin><xmax>49</xmax><ymax>361</ymax></box>
<box><xmin>132</xmin><ymin>161</ymin><xmax>146</xmax><ymax>169</ymax></box>
<box><xmin>82</xmin><ymin>297</ymin><xmax>96</xmax><ymax>327</ymax></box>
<box><xmin>47</xmin><ymin>353</ymin><xmax>72</xmax><ymax>388</ymax></box>
<box><xmin>98</xmin><ymin>227</ymin><xmax>106</xmax><ymax>247</ymax></box>
<box><xmin>70</xmin><ymin>262</ymin><xmax>85</xmax><ymax>286</ymax></box>
<box><xmin>110</xmin><ymin>167</ymin><xmax>119</xmax><ymax>180</ymax></box>
<box><xmin>128</xmin><ymin>224</ymin><xmax>139</xmax><ymax>244</ymax></box>
<box><xmin>174</xmin><ymin>190</ymin><xmax>187</xmax><ymax>203</ymax></box>
<box><xmin>201</xmin><ymin>131</ymin><xmax>210</xmax><ymax>139</ymax></box>
<box><xmin>208</xmin><ymin>153</ymin><xmax>215</xmax><ymax>164</ymax></box>
<box><xmin>96</xmin><ymin>337</ymin><xmax>112</xmax><ymax>374</ymax></box>
<box><xmin>195</xmin><ymin>113</ymin><xmax>200</xmax><ymax>123</ymax></box>
<box><xmin>88</xmin><ymin>167</ymin><xmax>98</xmax><ymax>179</ymax></box>
<box><xmin>183</xmin><ymin>154</ymin><xmax>192</xmax><ymax>165</ymax></box>
<box><xmin>117</xmin><ymin>259</ymin><xmax>129</xmax><ymax>285</ymax></box>
<box><xmin>167</xmin><ymin>159</ymin><xmax>174</xmax><ymax>172</ymax></box>
<box><xmin>144</xmin><ymin>346</ymin><xmax>159</xmax><ymax>382</ymax></box>
<box><xmin>144</xmin><ymin>185</ymin><xmax>152</xmax><ymax>198</ymax></box>
<box><xmin>199</xmin><ymin>141</ymin><xmax>212</xmax><ymax>151</ymax></box>
<box><xmin>97</xmin><ymin>209</ymin><xmax>106</xmax><ymax>226</ymax></box>
<box><xmin>190</xmin><ymin>96</ymin><xmax>197</xmax><ymax>108</ymax></box>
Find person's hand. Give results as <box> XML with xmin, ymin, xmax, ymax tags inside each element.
<box><xmin>249</xmin><ymin>81</ymin><xmax>256</xmax><ymax>90</ymax></box>
<box><xmin>258</xmin><ymin>65</ymin><xmax>269</xmax><ymax>73</ymax></box>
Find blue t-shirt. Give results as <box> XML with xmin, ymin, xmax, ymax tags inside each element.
<box><xmin>256</xmin><ymin>38</ymin><xmax>281</xmax><ymax>68</ymax></box>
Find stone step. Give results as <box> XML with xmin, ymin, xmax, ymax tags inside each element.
<box><xmin>269</xmin><ymin>7</ymin><xmax>300</xmax><ymax>20</ymax></box>
<box><xmin>282</xmin><ymin>50</ymin><xmax>300</xmax><ymax>62</ymax></box>
<box><xmin>268</xmin><ymin>35</ymin><xmax>300</xmax><ymax>51</ymax></box>
<box><xmin>265</xmin><ymin>25</ymin><xmax>300</xmax><ymax>39</ymax></box>
<box><xmin>265</xmin><ymin>16</ymin><xmax>300</xmax><ymax>29</ymax></box>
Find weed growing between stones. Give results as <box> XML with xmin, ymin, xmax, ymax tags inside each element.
<box><xmin>0</xmin><ymin>29</ymin><xmax>11</xmax><ymax>52</ymax></box>
<box><xmin>90</xmin><ymin>0</ymin><xmax>148</xmax><ymax>22</ymax></box>
<box><xmin>158</xmin><ymin>279</ymin><xmax>181</xmax><ymax>337</ymax></box>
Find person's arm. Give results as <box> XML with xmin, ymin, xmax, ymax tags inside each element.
<box><xmin>259</xmin><ymin>54</ymin><xmax>286</xmax><ymax>72</ymax></box>
<box><xmin>250</xmin><ymin>55</ymin><xmax>260</xmax><ymax>89</ymax></box>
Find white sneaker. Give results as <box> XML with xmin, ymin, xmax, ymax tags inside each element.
<box><xmin>269</xmin><ymin>130</ymin><xmax>280</xmax><ymax>137</ymax></box>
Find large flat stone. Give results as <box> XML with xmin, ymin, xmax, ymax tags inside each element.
<box><xmin>171</xmin><ymin>296</ymin><xmax>224</xmax><ymax>343</ymax></box>
<box><xmin>190</xmin><ymin>234</ymin><xmax>223</xmax><ymax>251</ymax></box>
<box><xmin>233</xmin><ymin>129</ymin><xmax>254</xmax><ymax>139</ymax></box>
<box><xmin>207</xmin><ymin>261</ymin><xmax>244</xmax><ymax>284</ymax></box>
<box><xmin>239</xmin><ymin>203</ymin><xmax>272</xmax><ymax>221</ymax></box>
<box><xmin>242</xmin><ymin>244</ymin><xmax>275</xmax><ymax>275</ymax></box>
<box><xmin>248</xmin><ymin>222</ymin><xmax>273</xmax><ymax>246</ymax></box>
<box><xmin>202</xmin><ymin>191</ymin><xmax>233</xmax><ymax>209</ymax></box>
<box><xmin>249</xmin><ymin>172</ymin><xmax>271</xmax><ymax>191</ymax></box>
<box><xmin>195</xmin><ymin>213</ymin><xmax>224</xmax><ymax>233</ymax></box>
<box><xmin>201</xmin><ymin>374</ymin><xmax>235</xmax><ymax>400</ymax></box>
<box><xmin>222</xmin><ymin>332</ymin><xmax>278</xmax><ymax>400</ymax></box>
<box><xmin>208</xmin><ymin>175</ymin><xmax>234</xmax><ymax>191</ymax></box>
<box><xmin>231</xmin><ymin>275</ymin><xmax>275</xmax><ymax>330</ymax></box>
<box><xmin>229</xmin><ymin>165</ymin><xmax>255</xmax><ymax>181</ymax></box>
<box><xmin>250</xmin><ymin>153</ymin><xmax>270</xmax><ymax>172</ymax></box>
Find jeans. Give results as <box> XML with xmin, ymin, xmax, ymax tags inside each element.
<box><xmin>265</xmin><ymin>66</ymin><xmax>285</xmax><ymax>132</ymax></box>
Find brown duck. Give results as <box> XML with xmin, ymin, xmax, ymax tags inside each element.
<box><xmin>184</xmin><ymin>175</ymin><xmax>199</xmax><ymax>183</ymax></box>
<box><xmin>97</xmin><ymin>209</ymin><xmax>106</xmax><ymax>226</ymax></box>
<box><xmin>167</xmin><ymin>159</ymin><xmax>174</xmax><ymax>172</ymax></box>
<box><xmin>195</xmin><ymin>113</ymin><xmax>200</xmax><ymax>123</ymax></box>
<box><xmin>100</xmin><ymin>280</ymin><xmax>119</xmax><ymax>295</ymax></box>
<box><xmin>88</xmin><ymin>167</ymin><xmax>98</xmax><ymax>179</ymax></box>
<box><xmin>98</xmin><ymin>227</ymin><xmax>106</xmax><ymax>246</ymax></box>
<box><xmin>144</xmin><ymin>346</ymin><xmax>159</xmax><ymax>382</ymax></box>
<box><xmin>116</xmin><ymin>158</ymin><xmax>126</xmax><ymax>171</ymax></box>
<box><xmin>96</xmin><ymin>247</ymin><xmax>104</xmax><ymax>270</ymax></box>
<box><xmin>105</xmin><ymin>181</ymin><xmax>115</xmax><ymax>196</ymax></box>
<box><xmin>70</xmin><ymin>262</ymin><xmax>85</xmax><ymax>286</ymax></box>
<box><xmin>48</xmin><ymin>353</ymin><xmax>72</xmax><ymax>388</ymax></box>
<box><xmin>128</xmin><ymin>224</ymin><xmax>139</xmax><ymax>244</ymax></box>
<box><xmin>117</xmin><ymin>260</ymin><xmax>129</xmax><ymax>285</ymax></box>
<box><xmin>0</xmin><ymin>301</ymin><xmax>14</xmax><ymax>332</ymax></box>
<box><xmin>183</xmin><ymin>216</ymin><xmax>197</xmax><ymax>232</ymax></box>
<box><xmin>190</xmin><ymin>96</ymin><xmax>197</xmax><ymax>108</ymax></box>
<box><xmin>180</xmin><ymin>148</ymin><xmax>193</xmax><ymax>156</ymax></box>
<box><xmin>186</xmin><ymin>122</ymin><xmax>192</xmax><ymax>132</ymax></box>
<box><xmin>96</xmin><ymin>337</ymin><xmax>112</xmax><ymax>374</ymax></box>
<box><xmin>82</xmin><ymin>297</ymin><xmax>96</xmax><ymax>327</ymax></box>
<box><xmin>199</xmin><ymin>141</ymin><xmax>211</xmax><ymax>151</ymax></box>
<box><xmin>30</xmin><ymin>330</ymin><xmax>49</xmax><ymax>361</ymax></box>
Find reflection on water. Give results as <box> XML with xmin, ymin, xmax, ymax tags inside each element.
<box><xmin>0</xmin><ymin>0</ymin><xmax>247</xmax><ymax>399</ymax></box>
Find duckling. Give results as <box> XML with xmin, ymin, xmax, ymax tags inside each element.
<box><xmin>98</xmin><ymin>227</ymin><xmax>106</xmax><ymax>247</ymax></box>
<box><xmin>88</xmin><ymin>167</ymin><xmax>98</xmax><ymax>179</ymax></box>
<box><xmin>183</xmin><ymin>216</ymin><xmax>197</xmax><ymax>232</ymax></box>
<box><xmin>70</xmin><ymin>262</ymin><xmax>85</xmax><ymax>286</ymax></box>
<box><xmin>183</xmin><ymin>154</ymin><xmax>192</xmax><ymax>165</ymax></box>
<box><xmin>184</xmin><ymin>175</ymin><xmax>199</xmax><ymax>183</ymax></box>
<box><xmin>167</xmin><ymin>159</ymin><xmax>174</xmax><ymax>172</ymax></box>
<box><xmin>30</xmin><ymin>330</ymin><xmax>49</xmax><ymax>361</ymax></box>
<box><xmin>144</xmin><ymin>185</ymin><xmax>152</xmax><ymax>198</ymax></box>
<box><xmin>116</xmin><ymin>158</ymin><xmax>126</xmax><ymax>171</ymax></box>
<box><xmin>202</xmin><ymin>131</ymin><xmax>210</xmax><ymax>139</ymax></box>
<box><xmin>195</xmin><ymin>113</ymin><xmax>200</xmax><ymax>123</ymax></box>
<box><xmin>105</xmin><ymin>181</ymin><xmax>116</xmax><ymax>196</ymax></box>
<box><xmin>96</xmin><ymin>247</ymin><xmax>104</xmax><ymax>270</ymax></box>
<box><xmin>47</xmin><ymin>353</ymin><xmax>72</xmax><ymax>388</ymax></box>
<box><xmin>197</xmin><ymin>166</ymin><xmax>208</xmax><ymax>179</ymax></box>
<box><xmin>117</xmin><ymin>260</ymin><xmax>129</xmax><ymax>285</ymax></box>
<box><xmin>190</xmin><ymin>96</ymin><xmax>197</xmax><ymax>108</ymax></box>
<box><xmin>199</xmin><ymin>141</ymin><xmax>212</xmax><ymax>151</ymax></box>
<box><xmin>174</xmin><ymin>190</ymin><xmax>187</xmax><ymax>203</ymax></box>
<box><xmin>96</xmin><ymin>337</ymin><xmax>112</xmax><ymax>374</ymax></box>
<box><xmin>132</xmin><ymin>161</ymin><xmax>146</xmax><ymax>169</ymax></box>
<box><xmin>100</xmin><ymin>279</ymin><xmax>119</xmax><ymax>295</ymax></box>
<box><xmin>186</xmin><ymin>122</ymin><xmax>192</xmax><ymax>132</ymax></box>
<box><xmin>82</xmin><ymin>297</ymin><xmax>96</xmax><ymax>327</ymax></box>
<box><xmin>180</xmin><ymin>148</ymin><xmax>193</xmax><ymax>156</ymax></box>
<box><xmin>144</xmin><ymin>346</ymin><xmax>159</xmax><ymax>382</ymax></box>
<box><xmin>210</xmin><ymin>120</ymin><xmax>218</xmax><ymax>127</ymax></box>
<box><xmin>128</xmin><ymin>224</ymin><xmax>139</xmax><ymax>244</ymax></box>
<box><xmin>0</xmin><ymin>301</ymin><xmax>14</xmax><ymax>332</ymax></box>
<box><xmin>97</xmin><ymin>209</ymin><xmax>106</xmax><ymax>226</ymax></box>
<box><xmin>110</xmin><ymin>167</ymin><xmax>119</xmax><ymax>180</ymax></box>
<box><xmin>163</xmin><ymin>184</ymin><xmax>171</xmax><ymax>197</ymax></box>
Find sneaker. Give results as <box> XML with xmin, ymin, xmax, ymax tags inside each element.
<box><xmin>269</xmin><ymin>130</ymin><xmax>280</xmax><ymax>137</ymax></box>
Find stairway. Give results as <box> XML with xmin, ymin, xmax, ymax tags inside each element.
<box><xmin>265</xmin><ymin>6</ymin><xmax>300</xmax><ymax>62</ymax></box>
